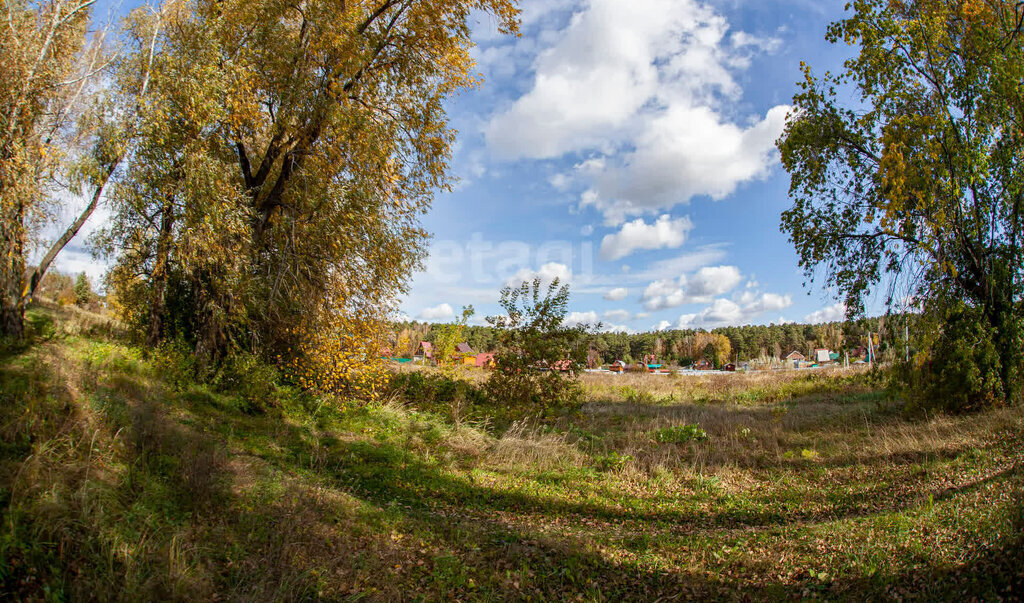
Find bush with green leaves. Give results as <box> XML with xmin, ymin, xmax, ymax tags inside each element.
<box><xmin>897</xmin><ymin>303</ymin><xmax>1012</xmax><ymax>413</ymax></box>
<box><xmin>484</xmin><ymin>278</ymin><xmax>592</xmax><ymax>410</ymax></box>
<box><xmin>214</xmin><ymin>351</ymin><xmax>280</xmax><ymax>414</ymax></box>
<box><xmin>150</xmin><ymin>338</ymin><xmax>198</xmax><ymax>391</ymax></box>
<box><xmin>390</xmin><ymin>371</ymin><xmax>486</xmax><ymax>407</ymax></box>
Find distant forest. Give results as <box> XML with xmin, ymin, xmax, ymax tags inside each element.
<box><xmin>394</xmin><ymin>314</ymin><xmax>915</xmax><ymax>366</ymax></box>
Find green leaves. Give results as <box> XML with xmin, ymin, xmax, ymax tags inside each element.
<box><xmin>485</xmin><ymin>278</ymin><xmax>590</xmax><ymax>409</ymax></box>
<box><xmin>779</xmin><ymin>0</ymin><xmax>1024</xmax><ymax>405</ymax></box>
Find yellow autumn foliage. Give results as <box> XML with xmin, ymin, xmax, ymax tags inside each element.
<box><xmin>286</xmin><ymin>313</ymin><xmax>391</xmax><ymax>402</ymax></box>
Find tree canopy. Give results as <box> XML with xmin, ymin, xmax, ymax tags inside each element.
<box><xmin>778</xmin><ymin>0</ymin><xmax>1024</xmax><ymax>407</ymax></box>
<box><xmin>99</xmin><ymin>0</ymin><xmax>519</xmax><ymax>366</ymax></box>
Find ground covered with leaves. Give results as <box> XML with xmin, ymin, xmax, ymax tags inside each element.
<box><xmin>1</xmin><ymin>306</ymin><xmax>1022</xmax><ymax>600</ymax></box>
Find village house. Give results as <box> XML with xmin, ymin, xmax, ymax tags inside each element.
<box><xmin>474</xmin><ymin>352</ymin><xmax>496</xmax><ymax>368</ymax></box>
<box><xmin>414</xmin><ymin>341</ymin><xmax>434</xmax><ymax>363</ymax></box>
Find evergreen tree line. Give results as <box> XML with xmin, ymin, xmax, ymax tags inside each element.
<box><xmin>393</xmin><ymin>313</ymin><xmax>914</xmax><ymax>367</ymax></box>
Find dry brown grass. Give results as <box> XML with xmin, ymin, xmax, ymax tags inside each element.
<box><xmin>580</xmin><ymin>365</ymin><xmax>874</xmax><ymax>404</ymax></box>
<box><xmin>487</xmin><ymin>420</ymin><xmax>587</xmax><ymax>472</ymax></box>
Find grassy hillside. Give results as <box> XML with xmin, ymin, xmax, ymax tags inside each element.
<box><xmin>1</xmin><ymin>304</ymin><xmax>1022</xmax><ymax>600</ymax></box>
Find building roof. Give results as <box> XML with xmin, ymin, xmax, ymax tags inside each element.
<box><xmin>417</xmin><ymin>341</ymin><xmax>433</xmax><ymax>358</ymax></box>
<box><xmin>784</xmin><ymin>351</ymin><xmax>805</xmax><ymax>360</ymax></box>
<box><xmin>456</xmin><ymin>343</ymin><xmax>476</xmax><ymax>355</ymax></box>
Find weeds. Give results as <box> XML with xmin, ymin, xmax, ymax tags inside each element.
<box><xmin>653</xmin><ymin>423</ymin><xmax>708</xmax><ymax>443</ymax></box>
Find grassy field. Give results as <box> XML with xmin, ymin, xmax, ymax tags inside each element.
<box><xmin>1</xmin><ymin>304</ymin><xmax>1022</xmax><ymax>600</ymax></box>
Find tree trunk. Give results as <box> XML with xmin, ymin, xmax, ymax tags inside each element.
<box><xmin>25</xmin><ymin>165</ymin><xmax>112</xmax><ymax>303</ymax></box>
<box><xmin>0</xmin><ymin>297</ymin><xmax>24</xmax><ymax>339</ymax></box>
<box><xmin>147</xmin><ymin>194</ymin><xmax>175</xmax><ymax>346</ymax></box>
<box><xmin>0</xmin><ymin>200</ymin><xmax>26</xmax><ymax>339</ymax></box>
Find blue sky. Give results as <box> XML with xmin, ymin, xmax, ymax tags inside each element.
<box><xmin>403</xmin><ymin>0</ymin><xmax>856</xmax><ymax>331</ymax></box>
<box><xmin>56</xmin><ymin>0</ymin><xmax>861</xmax><ymax>331</ymax></box>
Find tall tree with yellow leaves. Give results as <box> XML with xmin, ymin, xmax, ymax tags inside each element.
<box><xmin>1</xmin><ymin>0</ymin><xmax>96</xmax><ymax>337</ymax></box>
<box><xmin>104</xmin><ymin>0</ymin><xmax>520</xmax><ymax>371</ymax></box>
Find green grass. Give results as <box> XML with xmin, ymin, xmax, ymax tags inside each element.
<box><xmin>652</xmin><ymin>423</ymin><xmax>708</xmax><ymax>443</ymax></box>
<box><xmin>1</xmin><ymin>304</ymin><xmax>1022</xmax><ymax>600</ymax></box>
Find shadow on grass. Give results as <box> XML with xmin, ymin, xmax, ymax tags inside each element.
<box><xmin>2</xmin><ymin>343</ymin><xmax>1022</xmax><ymax>601</ymax></box>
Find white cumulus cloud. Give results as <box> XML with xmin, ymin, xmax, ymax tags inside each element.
<box><xmin>603</xmin><ymin>287</ymin><xmax>628</xmax><ymax>301</ymax></box>
<box><xmin>599</xmin><ymin>215</ymin><xmax>693</xmax><ymax>261</ymax></box>
<box><xmin>564</xmin><ymin>311</ymin><xmax>600</xmax><ymax>327</ymax></box>
<box><xmin>506</xmin><ymin>262</ymin><xmax>573</xmax><ymax>288</ymax></box>
<box><xmin>641</xmin><ymin>265</ymin><xmax>743</xmax><ymax>311</ymax></box>
<box><xmin>602</xmin><ymin>323</ymin><xmax>634</xmax><ymax>334</ymax></box>
<box><xmin>804</xmin><ymin>303</ymin><xmax>847</xmax><ymax>324</ymax></box>
<box><xmin>485</xmin><ymin>0</ymin><xmax>789</xmax><ymax>224</ymax></box>
<box><xmin>676</xmin><ymin>292</ymin><xmax>793</xmax><ymax>328</ymax></box>
<box><xmin>419</xmin><ymin>303</ymin><xmax>455</xmax><ymax>321</ymax></box>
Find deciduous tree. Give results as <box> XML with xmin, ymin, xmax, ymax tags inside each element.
<box><xmin>105</xmin><ymin>0</ymin><xmax>520</xmax><ymax>372</ymax></box>
<box><xmin>778</xmin><ymin>0</ymin><xmax>1024</xmax><ymax>406</ymax></box>
<box><xmin>1</xmin><ymin>0</ymin><xmax>98</xmax><ymax>337</ymax></box>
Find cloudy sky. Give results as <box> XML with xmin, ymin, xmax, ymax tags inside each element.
<box><xmin>403</xmin><ymin>0</ymin><xmax>858</xmax><ymax>331</ymax></box>
<box><xmin>57</xmin><ymin>0</ymin><xmax>858</xmax><ymax>332</ymax></box>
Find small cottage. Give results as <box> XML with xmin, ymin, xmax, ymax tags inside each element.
<box><xmin>415</xmin><ymin>341</ymin><xmax>434</xmax><ymax>362</ymax></box>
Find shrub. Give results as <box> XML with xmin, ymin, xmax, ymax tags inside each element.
<box><xmin>150</xmin><ymin>338</ymin><xmax>198</xmax><ymax>391</ymax></box>
<box><xmin>215</xmin><ymin>351</ymin><xmax>280</xmax><ymax>414</ymax></box>
<box><xmin>285</xmin><ymin>314</ymin><xmax>391</xmax><ymax>402</ymax></box>
<box><xmin>485</xmin><ymin>278</ymin><xmax>591</xmax><ymax>410</ymax></box>
<box><xmin>390</xmin><ymin>371</ymin><xmax>486</xmax><ymax>408</ymax></box>
<box><xmin>653</xmin><ymin>424</ymin><xmax>708</xmax><ymax>443</ymax></box>
<box><xmin>897</xmin><ymin>304</ymin><xmax>1010</xmax><ymax>413</ymax></box>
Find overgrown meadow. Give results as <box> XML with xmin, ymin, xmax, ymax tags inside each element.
<box><xmin>1</xmin><ymin>304</ymin><xmax>1022</xmax><ymax>600</ymax></box>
